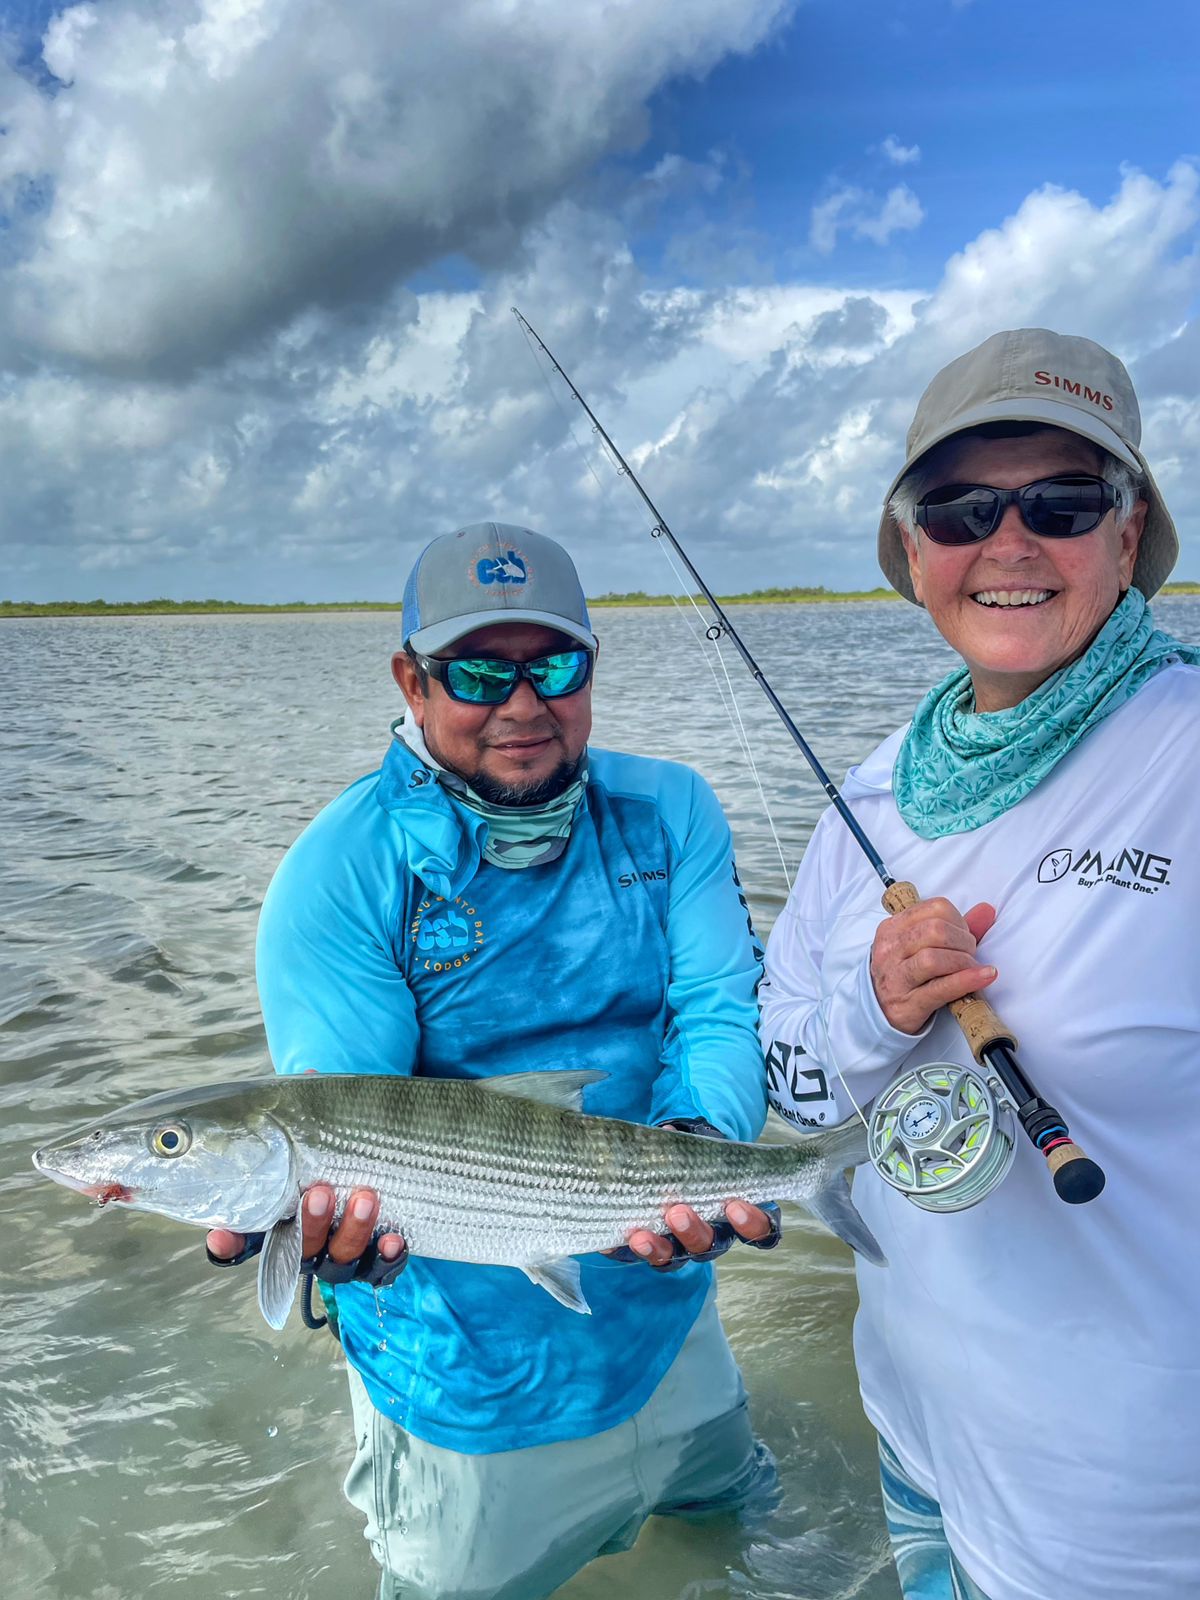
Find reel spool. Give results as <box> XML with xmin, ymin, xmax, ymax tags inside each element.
<box><xmin>868</xmin><ymin>1061</ymin><xmax>1017</xmax><ymax>1212</ymax></box>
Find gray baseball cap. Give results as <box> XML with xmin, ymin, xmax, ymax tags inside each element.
<box><xmin>401</xmin><ymin>522</ymin><xmax>598</xmax><ymax>655</ymax></box>
<box><xmin>878</xmin><ymin>328</ymin><xmax>1178</xmax><ymax>602</ymax></box>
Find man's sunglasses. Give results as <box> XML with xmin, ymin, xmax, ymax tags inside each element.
<box><xmin>413</xmin><ymin>648</ymin><xmax>596</xmax><ymax>706</ymax></box>
<box><xmin>915</xmin><ymin>475</ymin><xmax>1117</xmax><ymax>546</ymax></box>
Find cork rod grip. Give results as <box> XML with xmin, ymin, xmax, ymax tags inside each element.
<box><xmin>880</xmin><ymin>880</ymin><xmax>1017</xmax><ymax>1060</ymax></box>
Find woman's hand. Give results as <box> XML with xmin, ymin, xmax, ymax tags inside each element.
<box><xmin>870</xmin><ymin>896</ymin><xmax>998</xmax><ymax>1035</ymax></box>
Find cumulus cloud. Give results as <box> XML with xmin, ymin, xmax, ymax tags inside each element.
<box><xmin>809</xmin><ymin>183</ymin><xmax>924</xmax><ymax>254</ymax></box>
<box><xmin>0</xmin><ymin>0</ymin><xmax>791</xmax><ymax>377</ymax></box>
<box><xmin>0</xmin><ymin>102</ymin><xmax>1196</xmax><ymax>601</ymax></box>
<box><xmin>880</xmin><ymin>135</ymin><xmax>920</xmax><ymax>166</ymax></box>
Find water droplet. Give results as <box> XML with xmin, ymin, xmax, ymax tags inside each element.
<box><xmin>266</xmin><ymin>1425</ymin><xmax>278</xmax><ymax>1438</ymax></box>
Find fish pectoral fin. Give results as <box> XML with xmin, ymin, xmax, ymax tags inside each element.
<box><xmin>522</xmin><ymin>1258</ymin><xmax>591</xmax><ymax>1314</ymax></box>
<box><xmin>477</xmin><ymin>1070</ymin><xmax>607</xmax><ymax>1113</ymax></box>
<box><xmin>257</xmin><ymin>1213</ymin><xmax>303</xmax><ymax>1330</ymax></box>
<box><xmin>806</xmin><ymin>1174</ymin><xmax>887</xmax><ymax>1269</ymax></box>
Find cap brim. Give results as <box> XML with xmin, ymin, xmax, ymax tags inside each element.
<box><xmin>407</xmin><ymin>610</ymin><xmax>598</xmax><ymax>655</ymax></box>
<box><xmin>877</xmin><ymin>400</ymin><xmax>1179</xmax><ymax>604</ymax></box>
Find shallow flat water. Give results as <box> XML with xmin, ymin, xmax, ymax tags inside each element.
<box><xmin>4</xmin><ymin>599</ymin><xmax>1196</xmax><ymax>1599</ymax></box>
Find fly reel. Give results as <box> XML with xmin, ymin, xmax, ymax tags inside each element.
<box><xmin>867</xmin><ymin>1061</ymin><xmax>1018</xmax><ymax>1212</ymax></box>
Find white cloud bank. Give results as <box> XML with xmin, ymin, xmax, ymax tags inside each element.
<box><xmin>0</xmin><ymin>2</ymin><xmax>1195</xmax><ymax>601</ymax></box>
<box><xmin>0</xmin><ymin>0</ymin><xmax>791</xmax><ymax>376</ymax></box>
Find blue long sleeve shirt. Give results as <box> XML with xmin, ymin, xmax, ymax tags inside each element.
<box><xmin>255</xmin><ymin>735</ymin><xmax>766</xmax><ymax>1453</ymax></box>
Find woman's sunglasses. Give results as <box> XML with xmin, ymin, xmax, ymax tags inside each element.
<box><xmin>414</xmin><ymin>648</ymin><xmax>596</xmax><ymax>706</ymax></box>
<box><xmin>916</xmin><ymin>475</ymin><xmax>1117</xmax><ymax>546</ymax></box>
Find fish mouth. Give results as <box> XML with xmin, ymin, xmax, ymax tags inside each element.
<box><xmin>32</xmin><ymin>1148</ymin><xmax>136</xmax><ymax>1206</ymax></box>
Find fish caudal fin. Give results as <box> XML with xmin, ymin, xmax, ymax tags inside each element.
<box><xmin>777</xmin><ymin>1116</ymin><xmax>887</xmax><ymax>1268</ymax></box>
<box><xmin>806</xmin><ymin>1171</ymin><xmax>886</xmax><ymax>1268</ymax></box>
<box><xmin>258</xmin><ymin>1214</ymin><xmax>303</xmax><ymax>1330</ymax></box>
<box><xmin>522</xmin><ymin>1258</ymin><xmax>591</xmax><ymax>1314</ymax></box>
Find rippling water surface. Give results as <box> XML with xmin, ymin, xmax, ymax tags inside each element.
<box><xmin>5</xmin><ymin>600</ymin><xmax>1197</xmax><ymax>1599</ymax></box>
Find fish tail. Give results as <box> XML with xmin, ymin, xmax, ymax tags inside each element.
<box><xmin>780</xmin><ymin>1117</ymin><xmax>887</xmax><ymax>1268</ymax></box>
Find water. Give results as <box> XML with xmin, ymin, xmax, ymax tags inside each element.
<box><xmin>4</xmin><ymin>599</ymin><xmax>1197</xmax><ymax>1599</ymax></box>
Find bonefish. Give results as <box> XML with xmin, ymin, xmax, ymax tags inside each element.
<box><xmin>33</xmin><ymin>1069</ymin><xmax>884</xmax><ymax>1327</ymax></box>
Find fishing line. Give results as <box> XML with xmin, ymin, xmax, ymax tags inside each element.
<box><xmin>513</xmin><ymin>306</ymin><xmax>1106</xmax><ymax>1213</ymax></box>
<box><xmin>516</xmin><ymin>314</ymin><xmax>793</xmax><ymax>893</ymax></box>
<box><xmin>651</xmin><ymin>527</ymin><xmax>792</xmax><ymax>891</ymax></box>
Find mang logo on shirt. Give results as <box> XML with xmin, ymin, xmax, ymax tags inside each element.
<box><xmin>410</xmin><ymin>894</ymin><xmax>486</xmax><ymax>973</ymax></box>
<box><xmin>1037</xmin><ymin>843</ymin><xmax>1172</xmax><ymax>895</ymax></box>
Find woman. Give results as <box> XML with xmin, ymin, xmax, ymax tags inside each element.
<box><xmin>761</xmin><ymin>329</ymin><xmax>1200</xmax><ymax>1600</ymax></box>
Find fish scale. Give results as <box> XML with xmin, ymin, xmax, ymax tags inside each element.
<box><xmin>33</xmin><ymin>1067</ymin><xmax>884</xmax><ymax>1324</ymax></box>
<box><xmin>275</xmin><ymin>1074</ymin><xmax>850</xmax><ymax>1262</ymax></box>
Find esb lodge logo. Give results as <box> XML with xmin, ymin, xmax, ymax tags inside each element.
<box><xmin>1037</xmin><ymin>843</ymin><xmax>1172</xmax><ymax>895</ymax></box>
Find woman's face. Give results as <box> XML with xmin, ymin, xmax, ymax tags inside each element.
<box><xmin>900</xmin><ymin>431</ymin><xmax>1146</xmax><ymax>712</ymax></box>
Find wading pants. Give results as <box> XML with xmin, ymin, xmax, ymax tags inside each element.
<box><xmin>342</xmin><ymin>1292</ymin><xmax>776</xmax><ymax>1600</ymax></box>
<box><xmin>879</xmin><ymin>1436</ymin><xmax>994</xmax><ymax>1600</ymax></box>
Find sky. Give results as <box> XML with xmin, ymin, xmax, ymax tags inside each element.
<box><xmin>0</xmin><ymin>0</ymin><xmax>1197</xmax><ymax>602</ymax></box>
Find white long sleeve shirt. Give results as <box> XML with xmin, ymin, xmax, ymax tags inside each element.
<box><xmin>760</xmin><ymin>662</ymin><xmax>1200</xmax><ymax>1600</ymax></box>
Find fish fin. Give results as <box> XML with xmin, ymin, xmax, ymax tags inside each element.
<box><xmin>477</xmin><ymin>1070</ymin><xmax>607</xmax><ymax>1112</ymax></box>
<box><xmin>522</xmin><ymin>1258</ymin><xmax>591</xmax><ymax>1314</ymax></box>
<box><xmin>805</xmin><ymin>1171</ymin><xmax>887</xmax><ymax>1268</ymax></box>
<box><xmin>257</xmin><ymin>1213</ymin><xmax>303</xmax><ymax>1330</ymax></box>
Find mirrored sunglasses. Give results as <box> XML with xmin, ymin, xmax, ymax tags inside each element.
<box><xmin>416</xmin><ymin>648</ymin><xmax>595</xmax><ymax>706</ymax></box>
<box><xmin>916</xmin><ymin>475</ymin><xmax>1117</xmax><ymax>546</ymax></box>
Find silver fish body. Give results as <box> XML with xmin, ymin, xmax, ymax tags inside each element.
<box><xmin>34</xmin><ymin>1069</ymin><xmax>883</xmax><ymax>1324</ymax></box>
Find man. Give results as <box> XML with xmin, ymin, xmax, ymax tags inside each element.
<box><xmin>761</xmin><ymin>330</ymin><xmax>1200</xmax><ymax>1599</ymax></box>
<box><xmin>209</xmin><ymin>522</ymin><xmax>779</xmax><ymax>1599</ymax></box>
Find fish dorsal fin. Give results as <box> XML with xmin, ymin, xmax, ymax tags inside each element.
<box><xmin>257</xmin><ymin>1212</ymin><xmax>303</xmax><ymax>1330</ymax></box>
<box><xmin>475</xmin><ymin>1069</ymin><xmax>606</xmax><ymax>1112</ymax></box>
<box><xmin>522</xmin><ymin>1258</ymin><xmax>591</xmax><ymax>1314</ymax></box>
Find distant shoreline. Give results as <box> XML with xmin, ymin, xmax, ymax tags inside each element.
<box><xmin>3</xmin><ymin>583</ymin><xmax>1198</xmax><ymax>618</ymax></box>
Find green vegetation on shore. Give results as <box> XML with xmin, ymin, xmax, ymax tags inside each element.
<box><xmin>3</xmin><ymin>582</ymin><xmax>1199</xmax><ymax>619</ymax></box>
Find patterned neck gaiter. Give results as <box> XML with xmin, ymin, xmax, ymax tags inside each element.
<box><xmin>893</xmin><ymin>588</ymin><xmax>1200</xmax><ymax>839</ymax></box>
<box><xmin>394</xmin><ymin>716</ymin><xmax>587</xmax><ymax>869</ymax></box>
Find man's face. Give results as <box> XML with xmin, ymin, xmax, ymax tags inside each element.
<box><xmin>392</xmin><ymin>621</ymin><xmax>592</xmax><ymax>803</ymax></box>
<box><xmin>900</xmin><ymin>430</ymin><xmax>1146</xmax><ymax>712</ymax></box>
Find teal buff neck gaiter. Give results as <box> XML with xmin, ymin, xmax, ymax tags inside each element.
<box><xmin>395</xmin><ymin>717</ymin><xmax>587</xmax><ymax>870</ymax></box>
<box><xmin>893</xmin><ymin>587</ymin><xmax>1200</xmax><ymax>840</ymax></box>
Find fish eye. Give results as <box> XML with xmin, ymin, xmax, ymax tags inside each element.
<box><xmin>149</xmin><ymin>1122</ymin><xmax>192</xmax><ymax>1159</ymax></box>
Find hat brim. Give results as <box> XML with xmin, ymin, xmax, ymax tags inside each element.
<box><xmin>406</xmin><ymin>609</ymin><xmax>598</xmax><ymax>656</ymax></box>
<box><xmin>877</xmin><ymin>398</ymin><xmax>1179</xmax><ymax>603</ymax></box>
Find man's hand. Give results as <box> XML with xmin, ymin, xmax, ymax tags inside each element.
<box><xmin>613</xmin><ymin>1119</ymin><xmax>779</xmax><ymax>1268</ymax></box>
<box><xmin>870</xmin><ymin>896</ymin><xmax>998</xmax><ymax>1035</ymax></box>
<box><xmin>623</xmin><ymin>1199</ymin><xmax>777</xmax><ymax>1268</ymax></box>
<box><xmin>205</xmin><ymin>1185</ymin><xmax>407</xmax><ymax>1274</ymax></box>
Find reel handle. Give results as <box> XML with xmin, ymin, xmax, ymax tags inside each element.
<box><xmin>880</xmin><ymin>880</ymin><xmax>1105</xmax><ymax>1205</ymax></box>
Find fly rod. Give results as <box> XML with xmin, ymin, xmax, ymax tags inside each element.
<box><xmin>514</xmin><ymin>305</ymin><xmax>1105</xmax><ymax>1207</ymax></box>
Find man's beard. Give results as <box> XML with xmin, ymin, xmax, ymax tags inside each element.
<box><xmin>467</xmin><ymin>759</ymin><xmax>581</xmax><ymax>807</ymax></box>
<box><xmin>427</xmin><ymin>735</ymin><xmax>582</xmax><ymax>807</ymax></box>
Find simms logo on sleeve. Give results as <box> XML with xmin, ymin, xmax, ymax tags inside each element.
<box><xmin>1038</xmin><ymin>843</ymin><xmax>1172</xmax><ymax>895</ymax></box>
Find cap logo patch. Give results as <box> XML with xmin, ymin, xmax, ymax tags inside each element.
<box><xmin>473</xmin><ymin>547</ymin><xmax>529</xmax><ymax>587</ymax></box>
<box><xmin>1033</xmin><ymin>371</ymin><xmax>1114</xmax><ymax>411</ymax></box>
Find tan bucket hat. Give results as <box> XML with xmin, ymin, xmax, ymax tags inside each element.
<box><xmin>878</xmin><ymin>328</ymin><xmax>1178</xmax><ymax>602</ymax></box>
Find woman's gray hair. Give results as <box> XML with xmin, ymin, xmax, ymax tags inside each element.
<box><xmin>889</xmin><ymin>431</ymin><xmax>1144</xmax><ymax>537</ymax></box>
